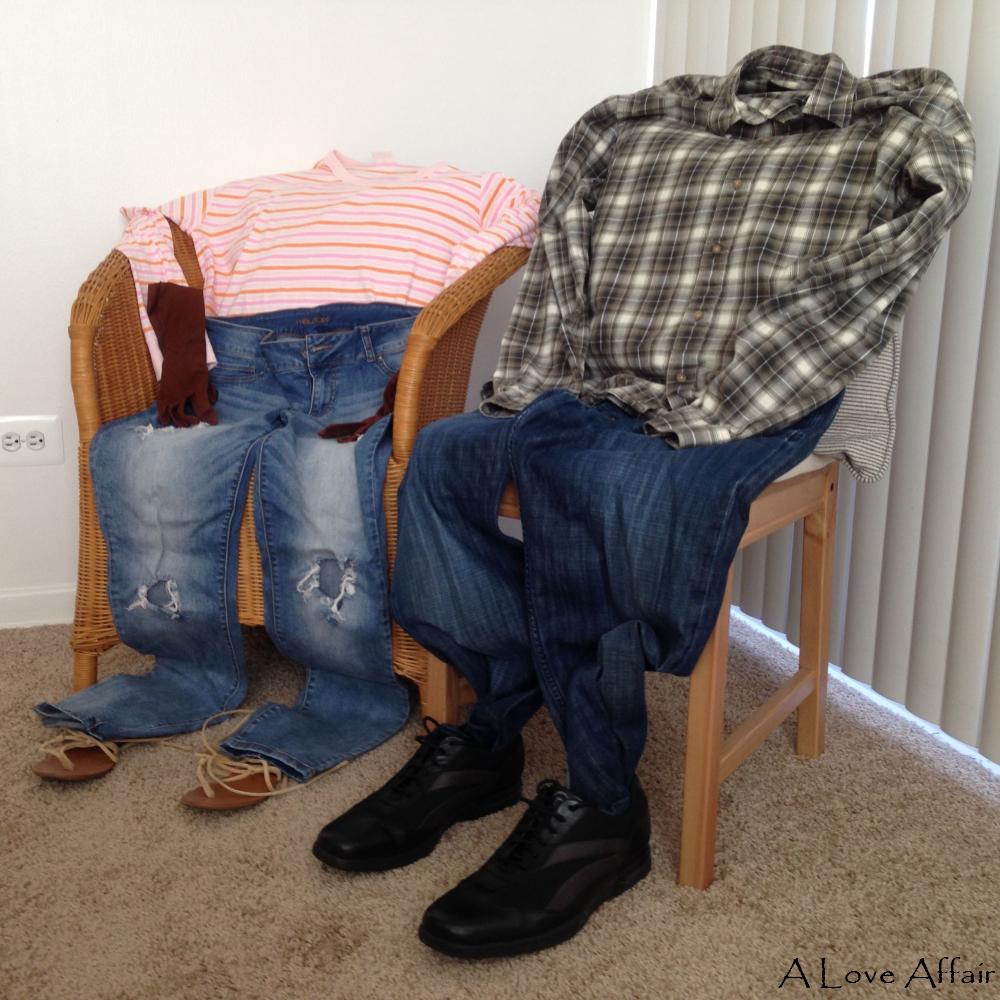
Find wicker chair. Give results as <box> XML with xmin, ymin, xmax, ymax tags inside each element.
<box><xmin>67</xmin><ymin>221</ymin><xmax>527</xmax><ymax>716</ymax></box>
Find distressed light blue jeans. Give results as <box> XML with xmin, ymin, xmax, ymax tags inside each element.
<box><xmin>35</xmin><ymin>302</ymin><xmax>416</xmax><ymax>780</ymax></box>
<box><xmin>390</xmin><ymin>386</ymin><xmax>844</xmax><ymax>813</ymax></box>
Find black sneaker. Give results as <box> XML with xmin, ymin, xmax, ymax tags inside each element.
<box><xmin>418</xmin><ymin>776</ymin><xmax>651</xmax><ymax>959</ymax></box>
<box><xmin>312</xmin><ymin>717</ymin><xmax>523</xmax><ymax>872</ymax></box>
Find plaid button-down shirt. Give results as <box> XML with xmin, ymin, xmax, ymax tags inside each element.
<box><xmin>479</xmin><ymin>44</ymin><xmax>975</xmax><ymax>481</ymax></box>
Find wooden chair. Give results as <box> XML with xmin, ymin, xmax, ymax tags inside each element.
<box><xmin>419</xmin><ymin>457</ymin><xmax>839</xmax><ymax>890</ymax></box>
<box><xmin>66</xmin><ymin>221</ymin><xmax>530</xmax><ymax>715</ymax></box>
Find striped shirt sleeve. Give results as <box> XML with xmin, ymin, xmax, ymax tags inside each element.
<box><xmin>445</xmin><ymin>174</ymin><xmax>542</xmax><ymax>283</ymax></box>
<box><xmin>642</xmin><ymin>76</ymin><xmax>976</xmax><ymax>448</ymax></box>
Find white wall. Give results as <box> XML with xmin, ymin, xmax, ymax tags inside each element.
<box><xmin>0</xmin><ymin>0</ymin><xmax>651</xmax><ymax>626</ymax></box>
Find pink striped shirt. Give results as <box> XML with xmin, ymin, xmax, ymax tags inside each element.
<box><xmin>117</xmin><ymin>150</ymin><xmax>541</xmax><ymax>377</ymax></box>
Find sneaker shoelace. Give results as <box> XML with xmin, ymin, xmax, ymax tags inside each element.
<box><xmin>489</xmin><ymin>779</ymin><xmax>582</xmax><ymax>875</ymax></box>
<box><xmin>192</xmin><ymin>709</ymin><xmax>347</xmax><ymax>800</ymax></box>
<box><xmin>380</xmin><ymin>716</ymin><xmax>449</xmax><ymax>804</ymax></box>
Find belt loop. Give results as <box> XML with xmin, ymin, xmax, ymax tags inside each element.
<box><xmin>361</xmin><ymin>330</ymin><xmax>376</xmax><ymax>361</ymax></box>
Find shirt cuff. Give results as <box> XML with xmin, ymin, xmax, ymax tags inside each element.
<box><xmin>479</xmin><ymin>379</ymin><xmax>535</xmax><ymax>415</ymax></box>
<box><xmin>478</xmin><ymin>395</ymin><xmax>522</xmax><ymax>417</ymax></box>
<box><xmin>642</xmin><ymin>404</ymin><xmax>734</xmax><ymax>449</ymax></box>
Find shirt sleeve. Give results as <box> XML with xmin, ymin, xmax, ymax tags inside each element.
<box><xmin>116</xmin><ymin>190</ymin><xmax>216</xmax><ymax>380</ymax></box>
<box><xmin>479</xmin><ymin>95</ymin><xmax>625</xmax><ymax>415</ymax></box>
<box><xmin>643</xmin><ymin>79</ymin><xmax>976</xmax><ymax>449</ymax></box>
<box><xmin>444</xmin><ymin>174</ymin><xmax>541</xmax><ymax>285</ymax></box>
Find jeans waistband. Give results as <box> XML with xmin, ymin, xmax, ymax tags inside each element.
<box><xmin>205</xmin><ymin>302</ymin><xmax>420</xmax><ymax>363</ymax></box>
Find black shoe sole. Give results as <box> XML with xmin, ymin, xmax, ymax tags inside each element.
<box><xmin>417</xmin><ymin>847</ymin><xmax>652</xmax><ymax>959</ymax></box>
<box><xmin>312</xmin><ymin>782</ymin><xmax>523</xmax><ymax>873</ymax></box>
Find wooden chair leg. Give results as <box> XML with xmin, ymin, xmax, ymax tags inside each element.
<box><xmin>72</xmin><ymin>651</ymin><xmax>98</xmax><ymax>691</ymax></box>
<box><xmin>678</xmin><ymin>565</ymin><xmax>734</xmax><ymax>890</ymax></box>
<box><xmin>420</xmin><ymin>653</ymin><xmax>462</xmax><ymax>724</ymax></box>
<box><xmin>796</xmin><ymin>463</ymin><xmax>838</xmax><ymax>758</ymax></box>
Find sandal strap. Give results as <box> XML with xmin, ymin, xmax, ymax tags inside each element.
<box><xmin>192</xmin><ymin>708</ymin><xmax>348</xmax><ymax>799</ymax></box>
<box><xmin>193</xmin><ymin>708</ymin><xmax>288</xmax><ymax>799</ymax></box>
<box><xmin>194</xmin><ymin>749</ymin><xmax>290</xmax><ymax>799</ymax></box>
<box><xmin>37</xmin><ymin>730</ymin><xmax>121</xmax><ymax>771</ymax></box>
<box><xmin>37</xmin><ymin>725</ymin><xmax>201</xmax><ymax>773</ymax></box>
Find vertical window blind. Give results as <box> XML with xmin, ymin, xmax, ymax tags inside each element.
<box><xmin>650</xmin><ymin>0</ymin><xmax>998</xmax><ymax>763</ymax></box>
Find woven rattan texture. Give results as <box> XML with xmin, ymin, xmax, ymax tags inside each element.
<box><xmin>87</xmin><ymin>253</ymin><xmax>157</xmax><ymax>426</ymax></box>
<box><xmin>70</xmin><ymin>248</ymin><xmax>157</xmax><ymax>654</ymax></box>
<box><xmin>236</xmin><ymin>475</ymin><xmax>265</xmax><ymax>625</ymax></box>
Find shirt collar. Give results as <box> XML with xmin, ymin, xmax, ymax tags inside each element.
<box><xmin>708</xmin><ymin>44</ymin><xmax>857</xmax><ymax>132</ymax></box>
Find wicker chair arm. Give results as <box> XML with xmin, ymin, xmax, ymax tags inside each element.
<box><xmin>391</xmin><ymin>246</ymin><xmax>529</xmax><ymax>460</ymax></box>
<box><xmin>409</xmin><ymin>246</ymin><xmax>529</xmax><ymax>347</ymax></box>
<box><xmin>68</xmin><ymin>250</ymin><xmax>131</xmax><ymax>441</ymax></box>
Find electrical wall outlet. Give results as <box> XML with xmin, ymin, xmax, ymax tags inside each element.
<box><xmin>0</xmin><ymin>416</ymin><xmax>64</xmax><ymax>466</ymax></box>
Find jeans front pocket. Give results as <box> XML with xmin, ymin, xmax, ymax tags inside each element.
<box><xmin>209</xmin><ymin>355</ymin><xmax>259</xmax><ymax>383</ymax></box>
<box><xmin>371</xmin><ymin>336</ymin><xmax>409</xmax><ymax>377</ymax></box>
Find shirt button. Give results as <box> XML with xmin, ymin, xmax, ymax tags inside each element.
<box><xmin>692</xmin><ymin>310</ymin><xmax>704</xmax><ymax>320</ymax></box>
<box><xmin>711</xmin><ymin>242</ymin><xmax>722</xmax><ymax>253</ymax></box>
<box><xmin>676</xmin><ymin>373</ymin><xmax>688</xmax><ymax>383</ymax></box>
<box><xmin>732</xmin><ymin>179</ymin><xmax>743</xmax><ymax>188</ymax></box>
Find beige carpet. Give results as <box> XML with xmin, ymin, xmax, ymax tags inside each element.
<box><xmin>3</xmin><ymin>619</ymin><xmax>998</xmax><ymax>1000</ymax></box>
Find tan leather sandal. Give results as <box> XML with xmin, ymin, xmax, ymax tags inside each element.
<box><xmin>181</xmin><ymin>750</ymin><xmax>291</xmax><ymax>810</ymax></box>
<box><xmin>32</xmin><ymin>730</ymin><xmax>122</xmax><ymax>781</ymax></box>
<box><xmin>181</xmin><ymin>709</ymin><xmax>346</xmax><ymax>811</ymax></box>
<box><xmin>32</xmin><ymin>729</ymin><xmax>188</xmax><ymax>781</ymax></box>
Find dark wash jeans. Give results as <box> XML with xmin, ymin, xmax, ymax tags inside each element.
<box><xmin>390</xmin><ymin>386</ymin><xmax>844</xmax><ymax>813</ymax></box>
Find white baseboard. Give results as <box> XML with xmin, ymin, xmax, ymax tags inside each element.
<box><xmin>0</xmin><ymin>583</ymin><xmax>76</xmax><ymax>628</ymax></box>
